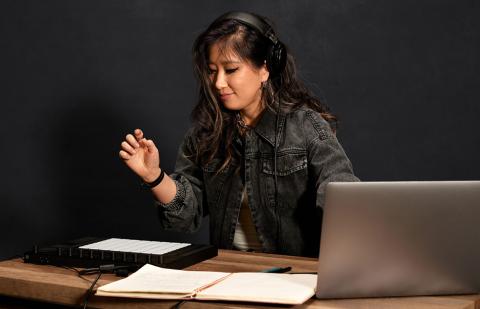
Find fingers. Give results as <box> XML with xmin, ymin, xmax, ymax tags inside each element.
<box><xmin>145</xmin><ymin>139</ymin><xmax>158</xmax><ymax>154</ymax></box>
<box><xmin>120</xmin><ymin>130</ymin><xmax>142</xmax><ymax>160</ymax></box>
<box><xmin>134</xmin><ymin>128</ymin><xmax>144</xmax><ymax>141</ymax></box>
<box><xmin>126</xmin><ymin>128</ymin><xmax>147</xmax><ymax>147</ymax></box>
<box><xmin>137</xmin><ymin>138</ymin><xmax>157</xmax><ymax>153</ymax></box>
<box><xmin>119</xmin><ymin>150</ymin><xmax>131</xmax><ymax>160</ymax></box>
<box><xmin>121</xmin><ymin>141</ymin><xmax>137</xmax><ymax>155</ymax></box>
<box><xmin>125</xmin><ymin>134</ymin><xmax>140</xmax><ymax>148</ymax></box>
<box><xmin>120</xmin><ymin>129</ymin><xmax>157</xmax><ymax>160</ymax></box>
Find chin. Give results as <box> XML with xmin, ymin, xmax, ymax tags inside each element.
<box><xmin>221</xmin><ymin>101</ymin><xmax>244</xmax><ymax>111</ymax></box>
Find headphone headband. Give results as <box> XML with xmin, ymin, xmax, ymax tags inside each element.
<box><xmin>217</xmin><ymin>12</ymin><xmax>279</xmax><ymax>45</ymax></box>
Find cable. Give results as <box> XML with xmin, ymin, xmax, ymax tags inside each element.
<box><xmin>60</xmin><ymin>265</ymin><xmax>102</xmax><ymax>309</ymax></box>
<box><xmin>61</xmin><ymin>264</ymin><xmax>130</xmax><ymax>309</ymax></box>
<box><xmin>81</xmin><ymin>272</ymin><xmax>102</xmax><ymax>309</ymax></box>
<box><xmin>172</xmin><ymin>300</ymin><xmax>186</xmax><ymax>308</ymax></box>
<box><xmin>61</xmin><ymin>266</ymin><xmax>91</xmax><ymax>284</ymax></box>
<box><xmin>79</xmin><ymin>264</ymin><xmax>130</xmax><ymax>276</ymax></box>
<box><xmin>273</xmin><ymin>92</ymin><xmax>281</xmax><ymax>250</ymax></box>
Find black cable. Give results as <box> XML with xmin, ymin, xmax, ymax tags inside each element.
<box><xmin>61</xmin><ymin>265</ymin><xmax>81</xmax><ymax>275</ymax></box>
<box><xmin>79</xmin><ymin>264</ymin><xmax>130</xmax><ymax>276</ymax></box>
<box><xmin>61</xmin><ymin>266</ymin><xmax>91</xmax><ymax>284</ymax></box>
<box><xmin>81</xmin><ymin>272</ymin><xmax>102</xmax><ymax>309</ymax></box>
<box><xmin>172</xmin><ymin>300</ymin><xmax>186</xmax><ymax>308</ymax></box>
<box><xmin>273</xmin><ymin>93</ymin><xmax>281</xmax><ymax>250</ymax></box>
<box><xmin>62</xmin><ymin>264</ymin><xmax>130</xmax><ymax>308</ymax></box>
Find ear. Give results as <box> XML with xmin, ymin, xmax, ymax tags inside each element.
<box><xmin>260</xmin><ymin>62</ymin><xmax>270</xmax><ymax>83</ymax></box>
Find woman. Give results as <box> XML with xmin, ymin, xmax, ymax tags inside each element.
<box><xmin>119</xmin><ymin>12</ymin><xmax>358</xmax><ymax>257</ymax></box>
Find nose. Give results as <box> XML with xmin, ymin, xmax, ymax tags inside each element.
<box><xmin>213</xmin><ymin>70</ymin><xmax>227</xmax><ymax>90</ymax></box>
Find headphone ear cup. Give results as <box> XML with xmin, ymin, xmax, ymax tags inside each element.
<box><xmin>266</xmin><ymin>42</ymin><xmax>287</xmax><ymax>78</ymax></box>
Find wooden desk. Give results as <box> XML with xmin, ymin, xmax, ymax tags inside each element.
<box><xmin>0</xmin><ymin>250</ymin><xmax>479</xmax><ymax>308</ymax></box>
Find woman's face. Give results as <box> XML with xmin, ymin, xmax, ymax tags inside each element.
<box><xmin>208</xmin><ymin>42</ymin><xmax>269</xmax><ymax>120</ymax></box>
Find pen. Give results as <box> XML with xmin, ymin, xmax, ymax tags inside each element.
<box><xmin>261</xmin><ymin>266</ymin><xmax>292</xmax><ymax>273</ymax></box>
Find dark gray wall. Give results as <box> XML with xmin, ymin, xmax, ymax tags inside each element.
<box><xmin>1</xmin><ymin>0</ymin><xmax>479</xmax><ymax>260</ymax></box>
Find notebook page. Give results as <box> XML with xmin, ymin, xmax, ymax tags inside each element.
<box><xmin>196</xmin><ymin>272</ymin><xmax>317</xmax><ymax>305</ymax></box>
<box><xmin>97</xmin><ymin>264</ymin><xmax>230</xmax><ymax>294</ymax></box>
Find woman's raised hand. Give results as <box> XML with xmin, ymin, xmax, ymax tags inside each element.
<box><xmin>119</xmin><ymin>129</ymin><xmax>161</xmax><ymax>182</ymax></box>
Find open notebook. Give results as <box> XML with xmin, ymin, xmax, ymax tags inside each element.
<box><xmin>96</xmin><ymin>264</ymin><xmax>317</xmax><ymax>305</ymax></box>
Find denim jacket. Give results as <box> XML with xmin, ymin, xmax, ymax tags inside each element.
<box><xmin>156</xmin><ymin>106</ymin><xmax>359</xmax><ymax>257</ymax></box>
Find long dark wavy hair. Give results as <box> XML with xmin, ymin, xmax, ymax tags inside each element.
<box><xmin>191</xmin><ymin>12</ymin><xmax>336</xmax><ymax>172</ymax></box>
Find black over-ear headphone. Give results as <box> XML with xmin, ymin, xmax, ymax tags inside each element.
<box><xmin>216</xmin><ymin>12</ymin><xmax>287</xmax><ymax>78</ymax></box>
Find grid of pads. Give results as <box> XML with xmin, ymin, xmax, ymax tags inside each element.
<box><xmin>79</xmin><ymin>238</ymin><xmax>190</xmax><ymax>255</ymax></box>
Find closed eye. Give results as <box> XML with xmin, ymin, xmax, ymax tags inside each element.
<box><xmin>226</xmin><ymin>68</ymin><xmax>238</xmax><ymax>74</ymax></box>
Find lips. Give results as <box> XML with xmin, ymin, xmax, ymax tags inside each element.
<box><xmin>219</xmin><ymin>93</ymin><xmax>233</xmax><ymax>101</ymax></box>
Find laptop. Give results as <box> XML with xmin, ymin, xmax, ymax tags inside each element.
<box><xmin>316</xmin><ymin>181</ymin><xmax>480</xmax><ymax>299</ymax></box>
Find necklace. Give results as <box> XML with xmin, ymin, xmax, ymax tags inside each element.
<box><xmin>236</xmin><ymin>113</ymin><xmax>253</xmax><ymax>130</ymax></box>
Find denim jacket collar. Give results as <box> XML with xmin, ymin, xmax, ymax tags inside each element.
<box><xmin>252</xmin><ymin>106</ymin><xmax>284</xmax><ymax>147</ymax></box>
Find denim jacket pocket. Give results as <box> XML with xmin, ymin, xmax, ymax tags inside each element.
<box><xmin>260</xmin><ymin>152</ymin><xmax>308</xmax><ymax>210</ymax></box>
<box><xmin>262</xmin><ymin>152</ymin><xmax>307</xmax><ymax>176</ymax></box>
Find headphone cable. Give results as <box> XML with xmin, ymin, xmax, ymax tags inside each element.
<box><xmin>273</xmin><ymin>92</ymin><xmax>281</xmax><ymax>250</ymax></box>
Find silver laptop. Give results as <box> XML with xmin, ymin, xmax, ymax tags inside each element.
<box><xmin>316</xmin><ymin>181</ymin><xmax>480</xmax><ymax>299</ymax></box>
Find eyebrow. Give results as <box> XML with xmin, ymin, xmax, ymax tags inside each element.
<box><xmin>208</xmin><ymin>61</ymin><xmax>242</xmax><ymax>65</ymax></box>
